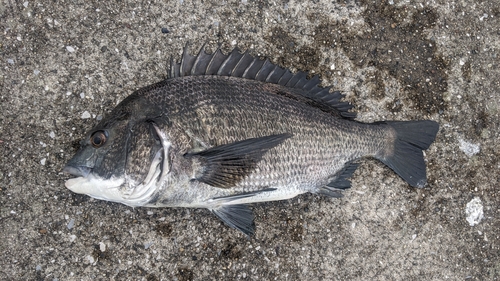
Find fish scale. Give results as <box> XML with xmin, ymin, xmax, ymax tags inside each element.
<box><xmin>63</xmin><ymin>46</ymin><xmax>439</xmax><ymax>235</ymax></box>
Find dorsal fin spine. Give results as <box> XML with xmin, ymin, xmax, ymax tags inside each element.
<box><xmin>190</xmin><ymin>45</ymin><xmax>205</xmax><ymax>76</ymax></box>
<box><xmin>303</xmin><ymin>75</ymin><xmax>320</xmax><ymax>91</ymax></box>
<box><xmin>254</xmin><ymin>59</ymin><xmax>270</xmax><ymax>81</ymax></box>
<box><xmin>179</xmin><ymin>45</ymin><xmax>188</xmax><ymax>77</ymax></box>
<box><xmin>231</xmin><ymin>51</ymin><xmax>248</xmax><ymax>76</ymax></box>
<box><xmin>204</xmin><ymin>49</ymin><xmax>215</xmax><ymax>75</ymax></box>
<box><xmin>216</xmin><ymin>55</ymin><xmax>230</xmax><ymax>76</ymax></box>
<box><xmin>265</xmin><ymin>65</ymin><xmax>278</xmax><ymax>83</ymax></box>
<box><xmin>277</xmin><ymin>70</ymin><xmax>293</xmax><ymax>86</ymax></box>
<box><xmin>168</xmin><ymin>56</ymin><xmax>174</xmax><ymax>78</ymax></box>
<box><xmin>232</xmin><ymin>51</ymin><xmax>253</xmax><ymax>77</ymax></box>
<box><xmin>241</xmin><ymin>58</ymin><xmax>255</xmax><ymax>79</ymax></box>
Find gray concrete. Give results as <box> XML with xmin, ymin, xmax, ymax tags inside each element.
<box><xmin>1</xmin><ymin>0</ymin><xmax>498</xmax><ymax>280</ymax></box>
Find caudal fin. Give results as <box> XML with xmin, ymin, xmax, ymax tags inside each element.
<box><xmin>377</xmin><ymin>120</ymin><xmax>439</xmax><ymax>188</ymax></box>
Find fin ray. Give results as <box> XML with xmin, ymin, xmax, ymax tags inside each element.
<box><xmin>277</xmin><ymin>69</ymin><xmax>294</xmax><ymax>86</ymax></box>
<box><xmin>211</xmin><ymin>188</ymin><xmax>277</xmax><ymax>202</ymax></box>
<box><xmin>217</xmin><ymin>49</ymin><xmax>245</xmax><ymax>76</ymax></box>
<box><xmin>179</xmin><ymin>45</ymin><xmax>196</xmax><ymax>77</ymax></box>
<box><xmin>191</xmin><ymin>45</ymin><xmax>213</xmax><ymax>75</ymax></box>
<box><xmin>206</xmin><ymin>49</ymin><xmax>227</xmax><ymax>75</ymax></box>
<box><xmin>231</xmin><ymin>51</ymin><xmax>255</xmax><ymax>77</ymax></box>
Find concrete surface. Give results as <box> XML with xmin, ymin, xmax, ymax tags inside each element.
<box><xmin>1</xmin><ymin>0</ymin><xmax>499</xmax><ymax>280</ymax></box>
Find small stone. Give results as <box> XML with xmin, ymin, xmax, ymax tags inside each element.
<box><xmin>458</xmin><ymin>139</ymin><xmax>480</xmax><ymax>157</ymax></box>
<box><xmin>67</xmin><ymin>218</ymin><xmax>75</xmax><ymax>230</ymax></box>
<box><xmin>99</xmin><ymin>242</ymin><xmax>106</xmax><ymax>252</ymax></box>
<box><xmin>466</xmin><ymin>197</ymin><xmax>484</xmax><ymax>226</ymax></box>
<box><xmin>81</xmin><ymin>111</ymin><xmax>91</xmax><ymax>119</ymax></box>
<box><xmin>144</xmin><ymin>242</ymin><xmax>153</xmax><ymax>249</ymax></box>
<box><xmin>40</xmin><ymin>158</ymin><xmax>46</xmax><ymax>165</ymax></box>
<box><xmin>66</xmin><ymin>46</ymin><xmax>75</xmax><ymax>53</ymax></box>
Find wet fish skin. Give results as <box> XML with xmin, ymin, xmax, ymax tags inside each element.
<box><xmin>63</xmin><ymin>46</ymin><xmax>439</xmax><ymax>235</ymax></box>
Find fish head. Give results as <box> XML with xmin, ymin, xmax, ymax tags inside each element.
<box><xmin>63</xmin><ymin>94</ymin><xmax>168</xmax><ymax>207</ymax></box>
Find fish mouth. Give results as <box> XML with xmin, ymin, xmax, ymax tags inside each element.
<box><xmin>63</xmin><ymin>165</ymin><xmax>92</xmax><ymax>178</ymax></box>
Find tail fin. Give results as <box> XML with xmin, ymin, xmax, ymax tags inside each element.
<box><xmin>376</xmin><ymin>120</ymin><xmax>439</xmax><ymax>188</ymax></box>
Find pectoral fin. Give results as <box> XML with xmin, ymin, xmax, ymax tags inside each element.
<box><xmin>186</xmin><ymin>134</ymin><xmax>292</xmax><ymax>188</ymax></box>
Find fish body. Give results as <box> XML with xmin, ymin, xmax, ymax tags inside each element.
<box><xmin>64</xmin><ymin>46</ymin><xmax>439</xmax><ymax>235</ymax></box>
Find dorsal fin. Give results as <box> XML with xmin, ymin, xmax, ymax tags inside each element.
<box><xmin>168</xmin><ymin>45</ymin><xmax>356</xmax><ymax>119</ymax></box>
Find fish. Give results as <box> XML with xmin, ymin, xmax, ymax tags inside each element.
<box><xmin>63</xmin><ymin>45</ymin><xmax>439</xmax><ymax>235</ymax></box>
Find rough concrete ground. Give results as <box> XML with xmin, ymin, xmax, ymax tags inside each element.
<box><xmin>1</xmin><ymin>0</ymin><xmax>499</xmax><ymax>280</ymax></box>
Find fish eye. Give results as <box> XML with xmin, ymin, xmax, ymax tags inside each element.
<box><xmin>90</xmin><ymin>130</ymin><xmax>107</xmax><ymax>148</ymax></box>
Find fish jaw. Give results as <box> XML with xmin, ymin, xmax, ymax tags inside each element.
<box><xmin>64</xmin><ymin>174</ymin><xmax>127</xmax><ymax>203</ymax></box>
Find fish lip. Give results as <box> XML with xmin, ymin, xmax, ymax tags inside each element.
<box><xmin>63</xmin><ymin>165</ymin><xmax>91</xmax><ymax>178</ymax></box>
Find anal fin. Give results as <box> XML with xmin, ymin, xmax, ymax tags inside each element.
<box><xmin>318</xmin><ymin>162</ymin><xmax>359</xmax><ymax>198</ymax></box>
<box><xmin>211</xmin><ymin>204</ymin><xmax>255</xmax><ymax>236</ymax></box>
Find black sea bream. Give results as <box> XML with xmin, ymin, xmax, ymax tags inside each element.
<box><xmin>63</xmin><ymin>46</ymin><xmax>439</xmax><ymax>235</ymax></box>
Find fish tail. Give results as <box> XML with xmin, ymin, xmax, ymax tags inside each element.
<box><xmin>376</xmin><ymin>120</ymin><xmax>439</xmax><ymax>188</ymax></box>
